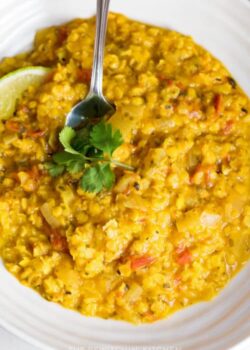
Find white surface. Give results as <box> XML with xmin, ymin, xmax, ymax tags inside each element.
<box><xmin>0</xmin><ymin>0</ymin><xmax>250</xmax><ymax>350</ymax></box>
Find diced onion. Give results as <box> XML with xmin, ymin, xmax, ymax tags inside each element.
<box><xmin>40</xmin><ymin>203</ymin><xmax>60</xmax><ymax>228</ymax></box>
<box><xmin>200</xmin><ymin>212</ymin><xmax>221</xmax><ymax>227</ymax></box>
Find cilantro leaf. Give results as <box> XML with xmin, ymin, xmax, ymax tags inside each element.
<box><xmin>47</xmin><ymin>121</ymin><xmax>131</xmax><ymax>193</ymax></box>
<box><xmin>59</xmin><ymin>127</ymin><xmax>79</xmax><ymax>155</ymax></box>
<box><xmin>71</xmin><ymin>128</ymin><xmax>91</xmax><ymax>154</ymax></box>
<box><xmin>66</xmin><ymin>159</ymin><xmax>85</xmax><ymax>174</ymax></box>
<box><xmin>90</xmin><ymin>122</ymin><xmax>123</xmax><ymax>156</ymax></box>
<box><xmin>53</xmin><ymin>151</ymin><xmax>83</xmax><ymax>165</ymax></box>
<box><xmin>85</xmin><ymin>146</ymin><xmax>103</xmax><ymax>159</ymax></box>
<box><xmin>101</xmin><ymin>163</ymin><xmax>115</xmax><ymax>189</ymax></box>
<box><xmin>53</xmin><ymin>152</ymin><xmax>85</xmax><ymax>174</ymax></box>
<box><xmin>45</xmin><ymin>163</ymin><xmax>65</xmax><ymax>177</ymax></box>
<box><xmin>80</xmin><ymin>163</ymin><xmax>115</xmax><ymax>193</ymax></box>
<box><xmin>80</xmin><ymin>166</ymin><xmax>103</xmax><ymax>193</ymax></box>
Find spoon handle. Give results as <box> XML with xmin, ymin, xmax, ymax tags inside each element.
<box><xmin>89</xmin><ymin>0</ymin><xmax>110</xmax><ymax>96</ymax></box>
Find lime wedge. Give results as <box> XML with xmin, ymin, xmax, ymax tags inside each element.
<box><xmin>0</xmin><ymin>66</ymin><xmax>51</xmax><ymax>120</ymax></box>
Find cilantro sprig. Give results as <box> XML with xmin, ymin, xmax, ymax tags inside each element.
<box><xmin>46</xmin><ymin>122</ymin><xmax>133</xmax><ymax>193</ymax></box>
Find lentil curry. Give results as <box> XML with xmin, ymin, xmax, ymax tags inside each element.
<box><xmin>0</xmin><ymin>14</ymin><xmax>250</xmax><ymax>323</ymax></box>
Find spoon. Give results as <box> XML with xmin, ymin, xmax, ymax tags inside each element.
<box><xmin>65</xmin><ymin>0</ymin><xmax>115</xmax><ymax>128</ymax></box>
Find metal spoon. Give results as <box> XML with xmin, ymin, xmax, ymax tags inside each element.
<box><xmin>65</xmin><ymin>0</ymin><xmax>115</xmax><ymax>128</ymax></box>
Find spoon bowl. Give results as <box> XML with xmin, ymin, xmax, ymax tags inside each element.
<box><xmin>66</xmin><ymin>0</ymin><xmax>114</xmax><ymax>129</ymax></box>
<box><xmin>66</xmin><ymin>94</ymin><xmax>115</xmax><ymax>128</ymax></box>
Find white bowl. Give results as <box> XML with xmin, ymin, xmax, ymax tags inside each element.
<box><xmin>0</xmin><ymin>0</ymin><xmax>249</xmax><ymax>349</ymax></box>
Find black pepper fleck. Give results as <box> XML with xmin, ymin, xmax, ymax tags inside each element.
<box><xmin>133</xmin><ymin>182</ymin><xmax>140</xmax><ymax>191</ymax></box>
<box><xmin>227</xmin><ymin>76</ymin><xmax>237</xmax><ymax>88</ymax></box>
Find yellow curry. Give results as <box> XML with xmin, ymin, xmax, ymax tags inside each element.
<box><xmin>0</xmin><ymin>14</ymin><xmax>250</xmax><ymax>323</ymax></box>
